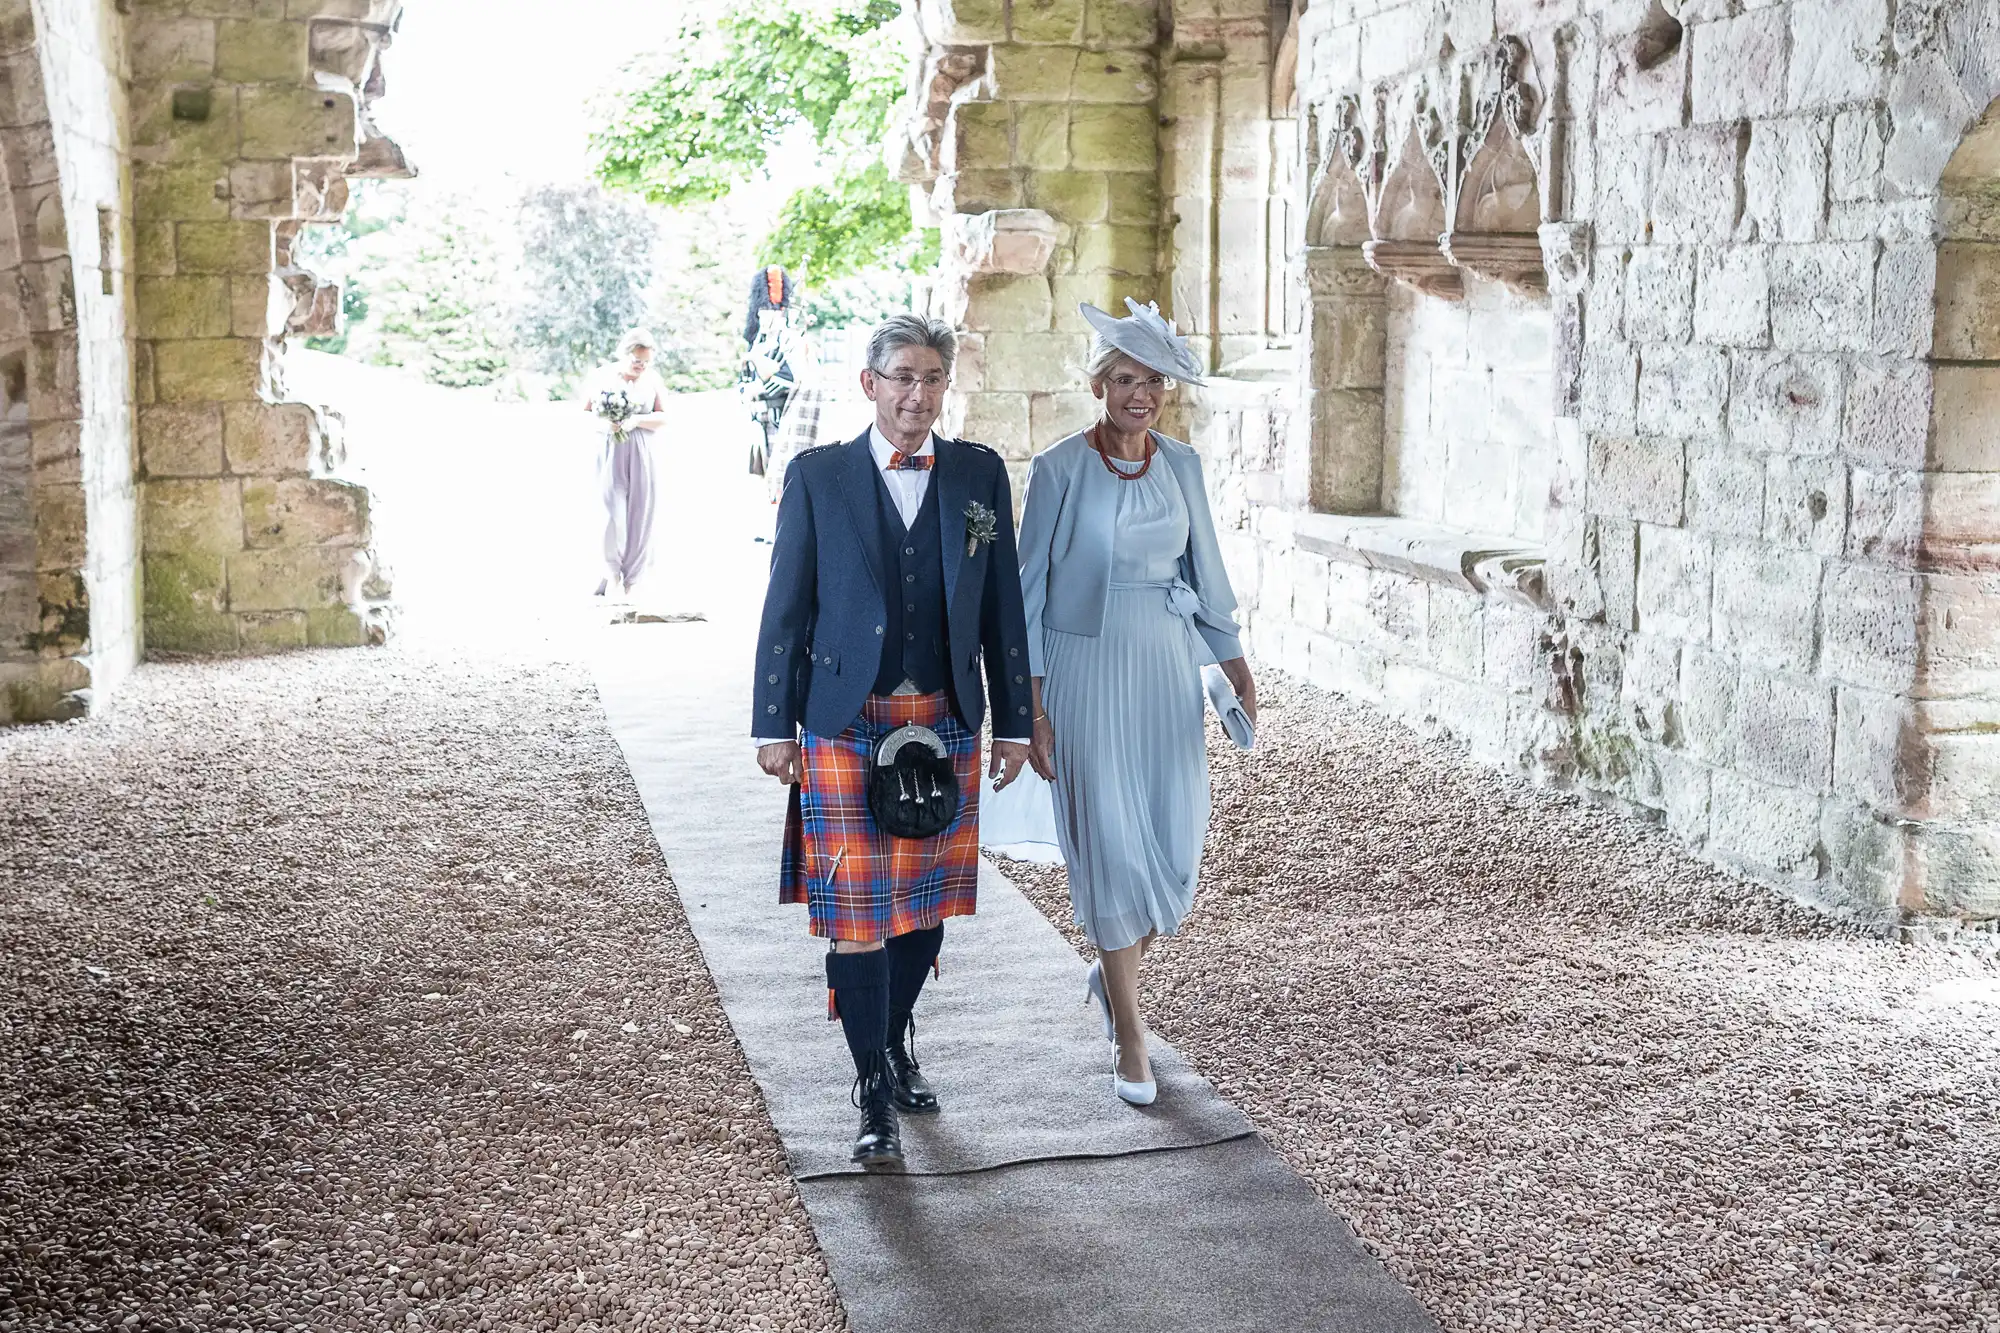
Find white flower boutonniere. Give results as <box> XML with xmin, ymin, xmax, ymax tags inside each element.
<box><xmin>964</xmin><ymin>500</ymin><xmax>998</xmax><ymax>559</ymax></box>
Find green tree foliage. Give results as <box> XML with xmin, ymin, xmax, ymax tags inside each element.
<box><xmin>591</xmin><ymin>0</ymin><xmax>926</xmax><ymax>282</ymax></box>
<box><xmin>514</xmin><ymin>183</ymin><xmax>659</xmax><ymax>379</ymax></box>
<box><xmin>351</xmin><ymin>193</ymin><xmax>517</xmax><ymax>388</ymax></box>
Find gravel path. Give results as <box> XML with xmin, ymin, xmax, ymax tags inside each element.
<box><xmin>1000</xmin><ymin>674</ymin><xmax>2000</xmax><ymax>1333</ymax></box>
<box><xmin>0</xmin><ymin>643</ymin><xmax>843</xmax><ymax>1333</ymax></box>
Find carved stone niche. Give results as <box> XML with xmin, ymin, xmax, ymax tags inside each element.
<box><xmin>1363</xmin><ymin>238</ymin><xmax>1462</xmax><ymax>297</ymax></box>
<box><xmin>1439</xmin><ymin>233</ymin><xmax>1546</xmax><ymax>292</ymax></box>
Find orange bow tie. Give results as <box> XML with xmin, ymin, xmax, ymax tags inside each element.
<box><xmin>887</xmin><ymin>451</ymin><xmax>934</xmax><ymax>471</ymax></box>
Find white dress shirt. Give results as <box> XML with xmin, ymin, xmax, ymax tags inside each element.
<box><xmin>755</xmin><ymin>428</ymin><xmax>1028</xmax><ymax>748</ymax></box>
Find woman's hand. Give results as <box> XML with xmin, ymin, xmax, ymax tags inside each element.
<box><xmin>1028</xmin><ymin>713</ymin><xmax>1056</xmax><ymax>782</ymax></box>
<box><xmin>1221</xmin><ymin>657</ymin><xmax>1257</xmax><ymax>725</ymax></box>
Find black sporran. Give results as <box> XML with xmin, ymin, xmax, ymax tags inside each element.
<box><xmin>867</xmin><ymin>724</ymin><xmax>960</xmax><ymax>840</ymax></box>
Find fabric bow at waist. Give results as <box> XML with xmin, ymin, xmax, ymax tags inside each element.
<box><xmin>1108</xmin><ymin>578</ymin><xmax>1202</xmax><ymax>620</ymax></box>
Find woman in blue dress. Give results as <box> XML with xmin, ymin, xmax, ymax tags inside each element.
<box><xmin>1017</xmin><ymin>300</ymin><xmax>1258</xmax><ymax>1106</ymax></box>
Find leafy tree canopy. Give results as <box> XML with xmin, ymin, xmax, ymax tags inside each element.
<box><xmin>590</xmin><ymin>0</ymin><xmax>925</xmax><ymax>282</ymax></box>
<box><xmin>515</xmin><ymin>183</ymin><xmax>658</xmax><ymax>379</ymax></box>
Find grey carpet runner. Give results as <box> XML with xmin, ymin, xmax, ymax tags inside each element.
<box><xmin>593</xmin><ymin>619</ymin><xmax>1439</xmax><ymax>1332</ymax></box>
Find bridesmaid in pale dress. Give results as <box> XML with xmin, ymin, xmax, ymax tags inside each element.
<box><xmin>581</xmin><ymin>329</ymin><xmax>670</xmax><ymax>598</ymax></box>
<box><xmin>1017</xmin><ymin>300</ymin><xmax>1258</xmax><ymax>1106</ymax></box>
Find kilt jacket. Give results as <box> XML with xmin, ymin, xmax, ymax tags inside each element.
<box><xmin>753</xmin><ymin>430</ymin><xmax>1037</xmax><ymax>742</ymax></box>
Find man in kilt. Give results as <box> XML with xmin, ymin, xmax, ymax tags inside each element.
<box><xmin>752</xmin><ymin>313</ymin><xmax>1034</xmax><ymax>1168</ymax></box>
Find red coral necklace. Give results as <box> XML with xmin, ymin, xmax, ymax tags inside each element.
<box><xmin>1087</xmin><ymin>423</ymin><xmax>1156</xmax><ymax>481</ymax></box>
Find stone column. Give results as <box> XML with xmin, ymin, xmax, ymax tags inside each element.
<box><xmin>1295</xmin><ymin>246</ymin><xmax>1385</xmax><ymax>514</ymax></box>
<box><xmin>128</xmin><ymin>0</ymin><xmax>401</xmax><ymax>654</ymax></box>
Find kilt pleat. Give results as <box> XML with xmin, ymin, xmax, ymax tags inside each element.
<box><xmin>780</xmin><ymin>692</ymin><xmax>982</xmax><ymax>941</ymax></box>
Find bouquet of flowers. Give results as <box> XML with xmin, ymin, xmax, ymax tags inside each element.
<box><xmin>595</xmin><ymin>388</ymin><xmax>636</xmax><ymax>442</ymax></box>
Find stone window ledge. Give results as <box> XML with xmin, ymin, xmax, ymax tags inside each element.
<box><xmin>1294</xmin><ymin>512</ymin><xmax>1548</xmax><ymax>608</ymax></box>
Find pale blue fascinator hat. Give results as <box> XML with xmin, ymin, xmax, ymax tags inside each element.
<box><xmin>1078</xmin><ymin>298</ymin><xmax>1206</xmax><ymax>385</ymax></box>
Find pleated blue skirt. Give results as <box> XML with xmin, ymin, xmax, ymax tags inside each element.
<box><xmin>1042</xmin><ymin>584</ymin><xmax>1209</xmax><ymax>952</ymax></box>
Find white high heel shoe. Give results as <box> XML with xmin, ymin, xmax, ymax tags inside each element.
<box><xmin>1113</xmin><ymin>1048</ymin><xmax>1156</xmax><ymax>1106</ymax></box>
<box><xmin>1083</xmin><ymin>961</ymin><xmax>1114</xmax><ymax>1043</ymax></box>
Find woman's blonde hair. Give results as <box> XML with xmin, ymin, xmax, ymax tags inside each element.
<box><xmin>1086</xmin><ymin>337</ymin><xmax>1167</xmax><ymax>385</ymax></box>
<box><xmin>617</xmin><ymin>328</ymin><xmax>658</xmax><ymax>356</ymax></box>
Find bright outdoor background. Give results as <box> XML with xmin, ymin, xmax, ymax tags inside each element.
<box><xmin>285</xmin><ymin>0</ymin><xmax>920</xmax><ymax>628</ymax></box>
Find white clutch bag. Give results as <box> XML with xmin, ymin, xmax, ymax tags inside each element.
<box><xmin>1202</xmin><ymin>665</ymin><xmax>1255</xmax><ymax>751</ymax></box>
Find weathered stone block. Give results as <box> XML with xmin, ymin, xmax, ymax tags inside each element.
<box><xmin>1578</xmin><ymin>340</ymin><xmax>1638</xmax><ymax>434</ymax></box>
<box><xmin>964</xmin><ymin>274</ymin><xmax>1055</xmax><ymax>333</ymax></box>
<box><xmin>1106</xmin><ymin>171</ymin><xmax>1159</xmax><ymax>226</ymax></box>
<box><xmin>1650</xmin><ymin>127</ymin><xmax>1745</xmax><ymax>244</ymax></box>
<box><xmin>237</xmin><ymin>609</ymin><xmax>308</xmax><ymax>650</ymax></box>
<box><xmin>223</xmin><ymin>400</ymin><xmax>320</xmax><ymax>474</ymax></box>
<box><xmin>177</xmin><ymin>220</ymin><xmax>275</xmax><ymax>275</ymax></box>
<box><xmin>1916</xmin><ymin>572</ymin><xmax>2000</xmax><ymax>700</ymax></box>
<box><xmin>917</xmin><ymin>0</ymin><xmax>1008</xmax><ymax>43</ymax></box>
<box><xmin>134</xmin><ymin>162</ymin><xmax>231</xmax><ymax>223</ymax></box>
<box><xmin>1072</xmin><ymin>51</ymin><xmax>1156</xmax><ymax>104</ymax></box>
<box><xmin>144</xmin><ymin>479</ymin><xmax>243</xmax><ymax>556</ymax></box>
<box><xmin>1085</xmin><ymin>0</ymin><xmax>1158</xmax><ymax>46</ymax></box>
<box><xmin>1736</xmin><ymin>668</ymin><xmax>1835</xmax><ymax>792</ymax></box>
<box><xmin>239</xmin><ymin>86</ymin><xmax>357</xmax><ymax>160</ymax></box>
<box><xmin>228</xmin><ymin>160</ymin><xmax>297</xmax><ymax>220</ymax></box>
<box><xmin>240</xmin><ymin>477</ymin><xmax>367</xmax><ymax>549</ymax></box>
<box><xmin>228</xmin><ymin>546</ymin><xmax>355</xmax><ymax>612</ymax></box>
<box><xmin>1637</xmin><ymin>343</ymin><xmax>1727</xmax><ymax>437</ymax></box>
<box><xmin>135</xmin><ymin>221</ymin><xmax>177</xmax><ymax>277</ymax></box>
<box><xmin>1624</xmin><ymin>246</ymin><xmax>1694</xmax><ymax>344</ymax></box>
<box><xmin>1688</xmin><ymin>445</ymin><xmax>1765</xmax><ymax>538</ymax></box>
<box><xmin>1712</xmin><ymin>541</ymin><xmax>1821</xmax><ymax>671</ymax></box>
<box><xmin>128</xmin><ymin>15</ymin><xmax>218</xmax><ymax>82</ymax></box>
<box><xmin>136</xmin><ymin>275</ymin><xmax>231</xmax><ymax>339</ymax></box>
<box><xmin>958</xmin><ymin>390</ymin><xmax>1030</xmax><ymax>456</ymax></box>
<box><xmin>1069</xmin><ymin>104</ymin><xmax>1156</xmax><ymax>173</ymax></box>
<box><xmin>1710</xmin><ymin>770</ymin><xmax>1825</xmax><ymax>881</ymax></box>
<box><xmin>153</xmin><ymin>338</ymin><xmax>267</xmax><ymax>403</ymax></box>
<box><xmin>1764</xmin><ymin>453</ymin><xmax>1846</xmax><ymax>555</ymax></box>
<box><xmin>1071</xmin><ymin>223</ymin><xmax>1155</xmax><ymax>275</ymax></box>
<box><xmin>1829</xmin><ymin>104</ymin><xmax>1887</xmax><ymax>202</ymax></box>
<box><xmin>1905</xmin><ymin>823</ymin><xmax>2000</xmax><ymax>919</ymax></box>
<box><xmin>1596</xmin><ymin>22</ymin><xmax>1688</xmax><ymax>136</ymax></box>
<box><xmin>1821</xmin><ymin>561</ymin><xmax>1919</xmax><ymax>691</ymax></box>
<box><xmin>1014</xmin><ymin>105</ymin><xmax>1071</xmax><ymax>170</ymax></box>
<box><xmin>1847</xmin><ymin>466</ymin><xmax>1922</xmax><ymax>564</ymax></box>
<box><xmin>1690</xmin><ymin>8</ymin><xmax>1789</xmax><ymax>123</ymax></box>
<box><xmin>1679</xmin><ymin>645</ymin><xmax>1738</xmax><ymax>764</ymax></box>
<box><xmin>1012</xmin><ymin>0</ymin><xmax>1086</xmax><ymax>43</ymax></box>
<box><xmin>1929</xmin><ymin>364</ymin><xmax>2000</xmax><ymax>471</ymax></box>
<box><xmin>1587</xmin><ymin>434</ymin><xmax>1684</xmax><ymax>525</ymax></box>
<box><xmin>1743</xmin><ymin>117</ymin><xmax>1830</xmax><ymax>242</ymax></box>
<box><xmin>216</xmin><ymin>19</ymin><xmax>310</xmax><ymax>82</ymax></box>
<box><xmin>1931</xmin><ymin>241</ymin><xmax>2000</xmax><ymax>361</ymax></box>
<box><xmin>1768</xmin><ymin>242</ymin><xmax>1874</xmax><ymax>352</ymax></box>
<box><xmin>1838</xmin><ymin>357</ymin><xmax>1926</xmax><ymax>465</ymax></box>
<box><xmin>1029</xmin><ymin>390</ymin><xmax>1100</xmax><ymax>445</ymax></box>
<box><xmin>1919</xmin><ymin>472</ymin><xmax>2000</xmax><ymax>571</ymax></box>
<box><xmin>139</xmin><ymin>404</ymin><xmax>225</xmax><ymax>477</ymax></box>
<box><xmin>1833</xmin><ymin>685</ymin><xmax>1917</xmax><ymax>812</ymax></box>
<box><xmin>1692</xmin><ymin>246</ymin><xmax>1770</xmax><ymax>346</ymax></box>
<box><xmin>143</xmin><ymin>552</ymin><xmax>237</xmax><ymax>654</ymax></box>
<box><xmin>982</xmin><ymin>331</ymin><xmax>1087</xmax><ymax>391</ymax></box>
<box><xmin>1027</xmin><ymin>170</ymin><xmax>1111</xmax><ymax>223</ymax></box>
<box><xmin>949</xmin><ymin>208</ymin><xmax>1060</xmax><ymax>274</ymax></box>
<box><xmin>1636</xmin><ymin>523</ymin><xmax>1712</xmax><ymax>642</ymax></box>
<box><xmin>1787</xmin><ymin>0</ymin><xmax>1891</xmax><ymax>111</ymax></box>
<box><xmin>31</xmin><ymin>481</ymin><xmax>84</xmax><ymax>574</ymax></box>
<box><xmin>987</xmin><ymin>45</ymin><xmax>1078</xmax><ymax>101</ymax></box>
<box><xmin>944</xmin><ymin>101</ymin><xmax>1012</xmax><ymax>174</ymax></box>
<box><xmin>306</xmin><ymin>605</ymin><xmax>373</xmax><ymax>647</ymax></box>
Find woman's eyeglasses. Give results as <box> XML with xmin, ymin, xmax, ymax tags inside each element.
<box><xmin>875</xmin><ymin>372</ymin><xmax>948</xmax><ymax>391</ymax></box>
<box><xmin>1108</xmin><ymin>374</ymin><xmax>1174</xmax><ymax>391</ymax></box>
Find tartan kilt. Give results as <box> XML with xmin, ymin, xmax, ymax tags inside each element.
<box><xmin>781</xmin><ymin>691</ymin><xmax>982</xmax><ymax>941</ymax></box>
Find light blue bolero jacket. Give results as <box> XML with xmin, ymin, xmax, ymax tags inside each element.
<box><xmin>1016</xmin><ymin>430</ymin><xmax>1244</xmax><ymax>678</ymax></box>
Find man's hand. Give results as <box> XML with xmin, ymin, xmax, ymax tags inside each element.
<box><xmin>990</xmin><ymin>739</ymin><xmax>1030</xmax><ymax>792</ymax></box>
<box><xmin>757</xmin><ymin>741</ymin><xmax>802</xmax><ymax>784</ymax></box>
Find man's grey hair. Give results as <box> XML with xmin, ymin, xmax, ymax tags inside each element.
<box><xmin>867</xmin><ymin>312</ymin><xmax>956</xmax><ymax>377</ymax></box>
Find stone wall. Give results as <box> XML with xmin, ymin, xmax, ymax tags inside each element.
<box><xmin>0</xmin><ymin>0</ymin><xmax>129</xmax><ymax>725</ymax></box>
<box><xmin>901</xmin><ymin>0</ymin><xmax>2000</xmax><ymax>926</ymax></box>
<box><xmin>128</xmin><ymin>0</ymin><xmax>399</xmax><ymax>654</ymax></box>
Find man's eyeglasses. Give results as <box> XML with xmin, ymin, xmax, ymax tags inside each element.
<box><xmin>875</xmin><ymin>372</ymin><xmax>948</xmax><ymax>391</ymax></box>
<box><xmin>1107</xmin><ymin>374</ymin><xmax>1175</xmax><ymax>391</ymax></box>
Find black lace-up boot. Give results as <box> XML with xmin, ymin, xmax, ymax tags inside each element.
<box><xmin>826</xmin><ymin>948</ymin><xmax>902</xmax><ymax>1168</ymax></box>
<box><xmin>884</xmin><ymin>924</ymin><xmax>943</xmax><ymax>1113</ymax></box>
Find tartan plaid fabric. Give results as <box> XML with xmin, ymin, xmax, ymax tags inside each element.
<box><xmin>765</xmin><ymin>385</ymin><xmax>829</xmax><ymax>499</ymax></box>
<box><xmin>780</xmin><ymin>691</ymin><xmax>982</xmax><ymax>941</ymax></box>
